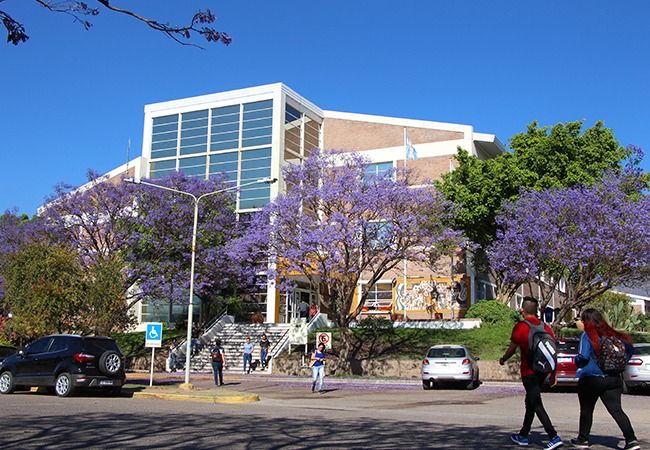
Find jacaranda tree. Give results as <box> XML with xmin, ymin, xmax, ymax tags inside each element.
<box><xmin>233</xmin><ymin>150</ymin><xmax>460</xmax><ymax>372</ymax></box>
<box><xmin>488</xmin><ymin>171</ymin><xmax>650</xmax><ymax>329</ymax></box>
<box><xmin>126</xmin><ymin>171</ymin><xmax>246</xmax><ymax>321</ymax></box>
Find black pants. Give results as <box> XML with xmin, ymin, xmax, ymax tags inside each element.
<box><xmin>520</xmin><ymin>373</ymin><xmax>557</xmax><ymax>438</ymax></box>
<box><xmin>577</xmin><ymin>375</ymin><xmax>636</xmax><ymax>443</ymax></box>
<box><xmin>211</xmin><ymin>362</ymin><xmax>224</xmax><ymax>385</ymax></box>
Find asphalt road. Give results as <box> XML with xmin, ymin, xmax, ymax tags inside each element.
<box><xmin>1</xmin><ymin>377</ymin><xmax>648</xmax><ymax>449</ymax></box>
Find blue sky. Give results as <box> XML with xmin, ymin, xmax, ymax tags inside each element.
<box><xmin>1</xmin><ymin>0</ymin><xmax>649</xmax><ymax>215</ymax></box>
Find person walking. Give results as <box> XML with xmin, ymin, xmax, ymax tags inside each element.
<box><xmin>242</xmin><ymin>336</ymin><xmax>254</xmax><ymax>374</ymax></box>
<box><xmin>210</xmin><ymin>339</ymin><xmax>225</xmax><ymax>386</ymax></box>
<box><xmin>570</xmin><ymin>308</ymin><xmax>639</xmax><ymax>450</ymax></box>
<box><xmin>310</xmin><ymin>342</ymin><xmax>326</xmax><ymax>394</ymax></box>
<box><xmin>499</xmin><ymin>296</ymin><xmax>563</xmax><ymax>449</ymax></box>
<box><xmin>259</xmin><ymin>334</ymin><xmax>271</xmax><ymax>370</ymax></box>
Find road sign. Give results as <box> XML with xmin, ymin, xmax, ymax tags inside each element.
<box><xmin>316</xmin><ymin>332</ymin><xmax>332</xmax><ymax>350</ymax></box>
<box><xmin>145</xmin><ymin>322</ymin><xmax>163</xmax><ymax>348</ymax></box>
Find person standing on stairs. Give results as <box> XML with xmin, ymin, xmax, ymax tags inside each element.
<box><xmin>243</xmin><ymin>336</ymin><xmax>254</xmax><ymax>374</ymax></box>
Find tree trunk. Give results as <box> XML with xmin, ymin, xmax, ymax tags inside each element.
<box><xmin>334</xmin><ymin>326</ymin><xmax>354</xmax><ymax>375</ymax></box>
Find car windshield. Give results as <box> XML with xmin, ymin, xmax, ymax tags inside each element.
<box><xmin>634</xmin><ymin>346</ymin><xmax>650</xmax><ymax>356</ymax></box>
<box><xmin>558</xmin><ymin>341</ymin><xmax>579</xmax><ymax>353</ymax></box>
<box><xmin>427</xmin><ymin>348</ymin><xmax>466</xmax><ymax>358</ymax></box>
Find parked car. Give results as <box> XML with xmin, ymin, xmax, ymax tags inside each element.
<box><xmin>0</xmin><ymin>334</ymin><xmax>125</xmax><ymax>397</ymax></box>
<box><xmin>546</xmin><ymin>339</ymin><xmax>579</xmax><ymax>388</ymax></box>
<box><xmin>421</xmin><ymin>344</ymin><xmax>480</xmax><ymax>390</ymax></box>
<box><xmin>623</xmin><ymin>343</ymin><xmax>650</xmax><ymax>393</ymax></box>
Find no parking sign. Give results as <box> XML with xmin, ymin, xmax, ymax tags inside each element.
<box><xmin>316</xmin><ymin>332</ymin><xmax>332</xmax><ymax>350</ymax></box>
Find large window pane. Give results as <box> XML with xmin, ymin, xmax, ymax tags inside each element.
<box><xmin>152</xmin><ymin>114</ymin><xmax>179</xmax><ymax>160</ymax></box>
<box><xmin>150</xmin><ymin>159</ymin><xmax>176</xmax><ymax>180</ymax></box>
<box><xmin>179</xmin><ymin>156</ymin><xmax>206</xmax><ymax>178</ymax></box>
<box><xmin>242</xmin><ymin>136</ymin><xmax>272</xmax><ymax>147</ymax></box>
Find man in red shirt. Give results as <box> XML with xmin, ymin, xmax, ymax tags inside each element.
<box><xmin>500</xmin><ymin>296</ymin><xmax>563</xmax><ymax>449</ymax></box>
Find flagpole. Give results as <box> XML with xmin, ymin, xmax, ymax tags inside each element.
<box><xmin>403</xmin><ymin>128</ymin><xmax>408</xmax><ymax>322</ymax></box>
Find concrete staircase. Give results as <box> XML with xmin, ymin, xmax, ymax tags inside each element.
<box><xmin>189</xmin><ymin>323</ymin><xmax>291</xmax><ymax>372</ymax></box>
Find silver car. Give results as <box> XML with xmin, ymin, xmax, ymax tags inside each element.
<box><xmin>623</xmin><ymin>343</ymin><xmax>650</xmax><ymax>393</ymax></box>
<box><xmin>421</xmin><ymin>345</ymin><xmax>480</xmax><ymax>390</ymax></box>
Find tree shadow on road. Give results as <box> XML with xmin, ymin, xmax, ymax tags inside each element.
<box><xmin>1</xmin><ymin>408</ymin><xmax>639</xmax><ymax>449</ymax></box>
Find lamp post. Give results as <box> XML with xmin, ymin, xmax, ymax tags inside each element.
<box><xmin>125</xmin><ymin>175</ymin><xmax>277</xmax><ymax>388</ymax></box>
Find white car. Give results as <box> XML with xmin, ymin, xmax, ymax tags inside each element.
<box><xmin>623</xmin><ymin>343</ymin><xmax>650</xmax><ymax>393</ymax></box>
<box><xmin>421</xmin><ymin>344</ymin><xmax>480</xmax><ymax>390</ymax></box>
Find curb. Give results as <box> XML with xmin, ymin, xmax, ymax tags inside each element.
<box><xmin>132</xmin><ymin>390</ymin><xmax>260</xmax><ymax>404</ymax></box>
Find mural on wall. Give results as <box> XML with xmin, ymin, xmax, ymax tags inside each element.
<box><xmin>395</xmin><ymin>277</ymin><xmax>468</xmax><ymax>317</ymax></box>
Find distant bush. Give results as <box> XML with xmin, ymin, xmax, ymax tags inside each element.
<box><xmin>465</xmin><ymin>300</ymin><xmax>519</xmax><ymax>325</ymax></box>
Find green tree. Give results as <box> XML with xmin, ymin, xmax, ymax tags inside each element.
<box><xmin>437</xmin><ymin>121</ymin><xmax>633</xmax><ymax>302</ymax></box>
<box><xmin>3</xmin><ymin>241</ymin><xmax>85</xmax><ymax>339</ymax></box>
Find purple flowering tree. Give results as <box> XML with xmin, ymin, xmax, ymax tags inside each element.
<box><xmin>126</xmin><ymin>172</ymin><xmax>246</xmax><ymax>321</ymax></box>
<box><xmin>488</xmin><ymin>171</ymin><xmax>650</xmax><ymax>329</ymax></box>
<box><xmin>234</xmin><ymin>150</ymin><xmax>460</xmax><ymax>371</ymax></box>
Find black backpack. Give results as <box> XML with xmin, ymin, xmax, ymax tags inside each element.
<box><xmin>524</xmin><ymin>320</ymin><xmax>557</xmax><ymax>374</ymax></box>
<box><xmin>597</xmin><ymin>336</ymin><xmax>627</xmax><ymax>373</ymax></box>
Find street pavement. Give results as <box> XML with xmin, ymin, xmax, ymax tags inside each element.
<box><xmin>0</xmin><ymin>372</ymin><xmax>648</xmax><ymax>449</ymax></box>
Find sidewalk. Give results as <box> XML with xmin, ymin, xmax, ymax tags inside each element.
<box><xmin>125</xmin><ymin>372</ymin><xmax>260</xmax><ymax>404</ymax></box>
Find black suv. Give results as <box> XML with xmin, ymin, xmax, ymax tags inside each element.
<box><xmin>0</xmin><ymin>334</ymin><xmax>125</xmax><ymax>397</ymax></box>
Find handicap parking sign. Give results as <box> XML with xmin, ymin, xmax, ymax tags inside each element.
<box><xmin>145</xmin><ymin>323</ymin><xmax>163</xmax><ymax>348</ymax></box>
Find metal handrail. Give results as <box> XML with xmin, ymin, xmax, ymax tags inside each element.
<box><xmin>171</xmin><ymin>307</ymin><xmax>230</xmax><ymax>360</ymax></box>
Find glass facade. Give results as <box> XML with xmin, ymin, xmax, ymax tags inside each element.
<box><xmin>149</xmin><ymin>99</ymin><xmax>275</xmax><ymax>211</ymax></box>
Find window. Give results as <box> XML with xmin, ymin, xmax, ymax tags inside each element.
<box><xmin>208</xmin><ymin>151</ymin><xmax>238</xmax><ymax>184</ymax></box>
<box><xmin>364</xmin><ymin>282</ymin><xmax>393</xmax><ymax>311</ymax></box>
<box><xmin>239</xmin><ymin>147</ymin><xmax>271</xmax><ymax>209</ymax></box>
<box><xmin>364</xmin><ymin>162</ymin><xmax>393</xmax><ymax>183</ymax></box>
<box><xmin>211</xmin><ymin>105</ymin><xmax>240</xmax><ymax>152</ymax></box>
<box><xmin>26</xmin><ymin>338</ymin><xmax>52</xmax><ymax>355</ymax></box>
<box><xmin>427</xmin><ymin>347</ymin><xmax>467</xmax><ymax>358</ymax></box>
<box><xmin>242</xmin><ymin>100</ymin><xmax>273</xmax><ymax>148</ymax></box>
<box><xmin>150</xmin><ymin>159</ymin><xmax>176</xmax><ymax>180</ymax></box>
<box><xmin>179</xmin><ymin>156</ymin><xmax>206</xmax><ymax>178</ymax></box>
<box><xmin>49</xmin><ymin>337</ymin><xmax>70</xmax><ymax>353</ymax></box>
<box><xmin>180</xmin><ymin>110</ymin><xmax>208</xmax><ymax>155</ymax></box>
<box><xmin>151</xmin><ymin>114</ymin><xmax>179</xmax><ymax>159</ymax></box>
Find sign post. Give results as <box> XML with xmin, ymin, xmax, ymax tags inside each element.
<box><xmin>145</xmin><ymin>323</ymin><xmax>163</xmax><ymax>387</ymax></box>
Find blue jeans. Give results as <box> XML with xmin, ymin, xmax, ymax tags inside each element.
<box><xmin>243</xmin><ymin>353</ymin><xmax>252</xmax><ymax>372</ymax></box>
<box><xmin>211</xmin><ymin>362</ymin><xmax>223</xmax><ymax>385</ymax></box>
<box><xmin>260</xmin><ymin>349</ymin><xmax>268</xmax><ymax>368</ymax></box>
<box><xmin>312</xmin><ymin>365</ymin><xmax>325</xmax><ymax>391</ymax></box>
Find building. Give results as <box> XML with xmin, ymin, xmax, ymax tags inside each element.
<box><xmin>127</xmin><ymin>83</ymin><xmax>505</xmax><ymax>325</ymax></box>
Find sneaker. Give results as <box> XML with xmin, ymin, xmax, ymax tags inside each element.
<box><xmin>569</xmin><ymin>438</ymin><xmax>590</xmax><ymax>448</ymax></box>
<box><xmin>511</xmin><ymin>434</ymin><xmax>529</xmax><ymax>446</ymax></box>
<box><xmin>545</xmin><ymin>436</ymin><xmax>563</xmax><ymax>450</ymax></box>
<box><xmin>319</xmin><ymin>390</ymin><xmax>324</xmax><ymax>394</ymax></box>
<box><xmin>624</xmin><ymin>441</ymin><xmax>641</xmax><ymax>450</ymax></box>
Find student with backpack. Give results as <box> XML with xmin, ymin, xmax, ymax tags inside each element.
<box><xmin>499</xmin><ymin>296</ymin><xmax>563</xmax><ymax>450</ymax></box>
<box><xmin>570</xmin><ymin>308</ymin><xmax>639</xmax><ymax>450</ymax></box>
<box><xmin>210</xmin><ymin>339</ymin><xmax>226</xmax><ymax>386</ymax></box>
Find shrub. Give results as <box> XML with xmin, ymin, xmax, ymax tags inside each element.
<box><xmin>465</xmin><ymin>299</ymin><xmax>519</xmax><ymax>325</ymax></box>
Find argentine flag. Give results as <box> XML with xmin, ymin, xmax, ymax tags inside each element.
<box><xmin>405</xmin><ymin>133</ymin><xmax>418</xmax><ymax>160</ymax></box>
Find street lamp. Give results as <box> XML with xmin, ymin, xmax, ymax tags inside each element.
<box><xmin>125</xmin><ymin>175</ymin><xmax>277</xmax><ymax>388</ymax></box>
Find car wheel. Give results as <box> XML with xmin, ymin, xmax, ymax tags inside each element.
<box><xmin>0</xmin><ymin>371</ymin><xmax>15</xmax><ymax>394</ymax></box>
<box><xmin>54</xmin><ymin>373</ymin><xmax>75</xmax><ymax>397</ymax></box>
<box><xmin>98</xmin><ymin>351</ymin><xmax>122</xmax><ymax>376</ymax></box>
<box><xmin>422</xmin><ymin>380</ymin><xmax>433</xmax><ymax>390</ymax></box>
